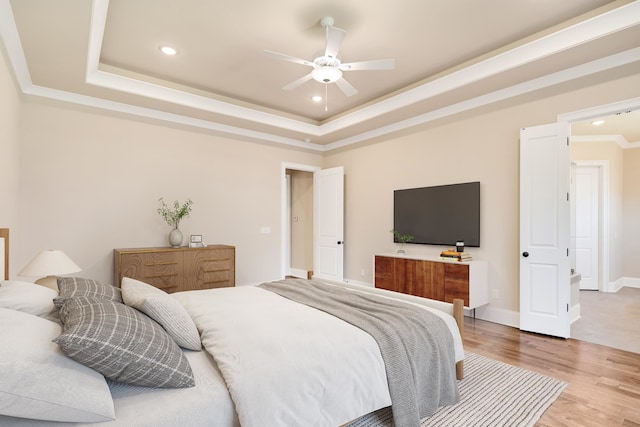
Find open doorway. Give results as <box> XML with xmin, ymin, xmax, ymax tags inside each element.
<box><xmin>568</xmin><ymin>105</ymin><xmax>640</xmax><ymax>353</ymax></box>
<box><xmin>280</xmin><ymin>163</ymin><xmax>320</xmax><ymax>279</ymax></box>
<box><xmin>286</xmin><ymin>169</ymin><xmax>314</xmax><ymax>279</ymax></box>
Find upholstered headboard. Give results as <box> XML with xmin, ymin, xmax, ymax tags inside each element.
<box><xmin>0</xmin><ymin>228</ymin><xmax>8</xmax><ymax>280</ymax></box>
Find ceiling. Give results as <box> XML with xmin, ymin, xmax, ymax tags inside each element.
<box><xmin>1</xmin><ymin>0</ymin><xmax>639</xmax><ymax>151</ymax></box>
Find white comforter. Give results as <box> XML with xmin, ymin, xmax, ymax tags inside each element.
<box><xmin>174</xmin><ymin>285</ymin><xmax>463</xmax><ymax>427</ymax></box>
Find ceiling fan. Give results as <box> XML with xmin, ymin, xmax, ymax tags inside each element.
<box><xmin>264</xmin><ymin>16</ymin><xmax>395</xmax><ymax>97</ymax></box>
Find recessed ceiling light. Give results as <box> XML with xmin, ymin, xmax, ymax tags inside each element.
<box><xmin>312</xmin><ymin>95</ymin><xmax>322</xmax><ymax>102</ymax></box>
<box><xmin>160</xmin><ymin>46</ymin><xmax>177</xmax><ymax>56</ymax></box>
<box><xmin>591</xmin><ymin>120</ymin><xmax>605</xmax><ymax>125</ymax></box>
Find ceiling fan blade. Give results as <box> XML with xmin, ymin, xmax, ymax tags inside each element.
<box><xmin>263</xmin><ymin>50</ymin><xmax>313</xmax><ymax>67</ymax></box>
<box><xmin>282</xmin><ymin>73</ymin><xmax>313</xmax><ymax>91</ymax></box>
<box><xmin>325</xmin><ymin>26</ymin><xmax>346</xmax><ymax>59</ymax></box>
<box><xmin>340</xmin><ymin>59</ymin><xmax>396</xmax><ymax>71</ymax></box>
<box><xmin>335</xmin><ymin>77</ymin><xmax>358</xmax><ymax>97</ymax></box>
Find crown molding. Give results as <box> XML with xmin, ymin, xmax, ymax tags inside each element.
<box><xmin>571</xmin><ymin>134</ymin><xmax>640</xmax><ymax>149</ymax></box>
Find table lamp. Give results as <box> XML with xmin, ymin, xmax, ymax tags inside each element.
<box><xmin>18</xmin><ymin>250</ymin><xmax>81</xmax><ymax>291</ymax></box>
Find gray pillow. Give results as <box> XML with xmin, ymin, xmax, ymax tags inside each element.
<box><xmin>54</xmin><ymin>296</ymin><xmax>195</xmax><ymax>388</ymax></box>
<box><xmin>54</xmin><ymin>277</ymin><xmax>122</xmax><ymax>308</ymax></box>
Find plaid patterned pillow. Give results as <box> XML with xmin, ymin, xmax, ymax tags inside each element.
<box><xmin>54</xmin><ymin>296</ymin><xmax>195</xmax><ymax>388</ymax></box>
<box><xmin>54</xmin><ymin>277</ymin><xmax>122</xmax><ymax>309</ymax></box>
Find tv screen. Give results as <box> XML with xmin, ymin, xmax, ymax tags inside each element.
<box><xmin>393</xmin><ymin>181</ymin><xmax>480</xmax><ymax>247</ymax></box>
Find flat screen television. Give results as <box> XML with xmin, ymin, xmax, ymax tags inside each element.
<box><xmin>393</xmin><ymin>181</ymin><xmax>480</xmax><ymax>247</ymax></box>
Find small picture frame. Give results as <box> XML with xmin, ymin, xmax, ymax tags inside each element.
<box><xmin>189</xmin><ymin>235</ymin><xmax>205</xmax><ymax>248</ymax></box>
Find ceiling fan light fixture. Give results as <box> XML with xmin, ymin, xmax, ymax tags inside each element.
<box><xmin>160</xmin><ymin>46</ymin><xmax>177</xmax><ymax>56</ymax></box>
<box><xmin>312</xmin><ymin>66</ymin><xmax>342</xmax><ymax>83</ymax></box>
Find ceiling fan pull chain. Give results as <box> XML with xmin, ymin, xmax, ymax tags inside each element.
<box><xmin>325</xmin><ymin>83</ymin><xmax>328</xmax><ymax>112</ymax></box>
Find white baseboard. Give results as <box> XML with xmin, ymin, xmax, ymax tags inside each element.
<box><xmin>289</xmin><ymin>268</ymin><xmax>308</xmax><ymax>279</ymax></box>
<box><xmin>623</xmin><ymin>277</ymin><xmax>640</xmax><ymax>288</ymax></box>
<box><xmin>471</xmin><ymin>303</ymin><xmax>581</xmax><ymax>327</ymax></box>
<box><xmin>343</xmin><ymin>278</ymin><xmax>373</xmax><ymax>288</ymax></box>
<box><xmin>473</xmin><ymin>304</ymin><xmax>520</xmax><ymax>328</ymax></box>
<box><xmin>607</xmin><ymin>277</ymin><xmax>625</xmax><ymax>292</ymax></box>
<box><xmin>605</xmin><ymin>276</ymin><xmax>640</xmax><ymax>292</ymax></box>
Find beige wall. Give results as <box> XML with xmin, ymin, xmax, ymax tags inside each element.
<box><xmin>4</xmin><ymin>33</ymin><xmax>640</xmax><ymax>322</ymax></box>
<box><xmin>623</xmin><ymin>148</ymin><xmax>640</xmax><ymax>279</ymax></box>
<box><xmin>289</xmin><ymin>170</ymin><xmax>313</xmax><ymax>274</ymax></box>
<box><xmin>0</xmin><ymin>46</ymin><xmax>22</xmax><ymax>276</ymax></box>
<box><xmin>16</xmin><ymin>100</ymin><xmax>322</xmax><ymax>285</ymax></box>
<box><xmin>323</xmin><ymin>71</ymin><xmax>640</xmax><ymax>322</ymax></box>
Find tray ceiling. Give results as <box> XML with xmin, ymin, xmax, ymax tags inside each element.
<box><xmin>2</xmin><ymin>0</ymin><xmax>639</xmax><ymax>150</ymax></box>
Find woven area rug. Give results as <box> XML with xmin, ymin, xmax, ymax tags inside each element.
<box><xmin>347</xmin><ymin>351</ymin><xmax>567</xmax><ymax>427</ymax></box>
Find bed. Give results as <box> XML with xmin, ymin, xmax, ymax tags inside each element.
<box><xmin>0</xmin><ymin>229</ymin><xmax>465</xmax><ymax>427</ymax></box>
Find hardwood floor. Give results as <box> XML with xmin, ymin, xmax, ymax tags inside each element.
<box><xmin>463</xmin><ymin>317</ymin><xmax>640</xmax><ymax>426</ymax></box>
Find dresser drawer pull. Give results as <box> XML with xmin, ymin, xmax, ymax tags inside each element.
<box><xmin>204</xmin><ymin>268</ymin><xmax>231</xmax><ymax>273</ymax></box>
<box><xmin>145</xmin><ymin>262</ymin><xmax>178</xmax><ymax>266</ymax></box>
<box><xmin>144</xmin><ymin>274</ymin><xmax>178</xmax><ymax>279</ymax></box>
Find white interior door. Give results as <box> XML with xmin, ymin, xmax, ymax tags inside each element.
<box><xmin>313</xmin><ymin>166</ymin><xmax>344</xmax><ymax>281</ymax></box>
<box><xmin>575</xmin><ymin>165</ymin><xmax>599</xmax><ymax>290</ymax></box>
<box><xmin>520</xmin><ymin>123</ymin><xmax>571</xmax><ymax>338</ymax></box>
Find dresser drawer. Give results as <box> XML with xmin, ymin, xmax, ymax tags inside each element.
<box><xmin>140</xmin><ymin>251</ymin><xmax>183</xmax><ymax>291</ymax></box>
<box><xmin>374</xmin><ymin>256</ymin><xmax>398</xmax><ymax>292</ymax></box>
<box><xmin>443</xmin><ymin>263</ymin><xmax>470</xmax><ymax>306</ymax></box>
<box><xmin>117</xmin><ymin>250</ymin><xmax>183</xmax><ymax>292</ymax></box>
<box><xmin>184</xmin><ymin>247</ymin><xmax>235</xmax><ymax>290</ymax></box>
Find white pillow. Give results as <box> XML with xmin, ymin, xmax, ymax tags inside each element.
<box><xmin>121</xmin><ymin>277</ymin><xmax>201</xmax><ymax>350</ymax></box>
<box><xmin>0</xmin><ymin>307</ymin><xmax>115</xmax><ymax>422</ymax></box>
<box><xmin>0</xmin><ymin>280</ymin><xmax>57</xmax><ymax>317</ymax></box>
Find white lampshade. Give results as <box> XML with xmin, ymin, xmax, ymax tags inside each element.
<box><xmin>18</xmin><ymin>250</ymin><xmax>81</xmax><ymax>290</ymax></box>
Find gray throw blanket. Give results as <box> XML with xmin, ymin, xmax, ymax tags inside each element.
<box><xmin>259</xmin><ymin>279</ymin><xmax>459</xmax><ymax>427</ymax></box>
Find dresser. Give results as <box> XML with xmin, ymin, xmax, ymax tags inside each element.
<box><xmin>374</xmin><ymin>254</ymin><xmax>488</xmax><ymax>309</ymax></box>
<box><xmin>114</xmin><ymin>245</ymin><xmax>235</xmax><ymax>293</ymax></box>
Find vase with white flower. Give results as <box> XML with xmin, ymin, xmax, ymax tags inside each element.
<box><xmin>157</xmin><ymin>198</ymin><xmax>193</xmax><ymax>247</ymax></box>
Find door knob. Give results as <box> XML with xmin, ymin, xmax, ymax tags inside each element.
<box><xmin>337</xmin><ymin>241</ymin><xmax>344</xmax><ymax>245</ymax></box>
<box><xmin>522</xmin><ymin>251</ymin><xmax>529</xmax><ymax>257</ymax></box>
